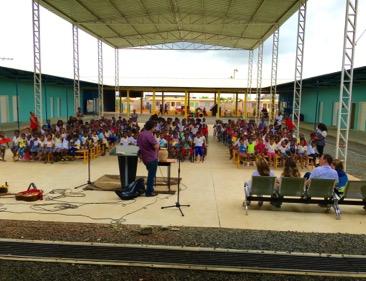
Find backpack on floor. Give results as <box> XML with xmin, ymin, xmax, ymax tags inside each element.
<box><xmin>115</xmin><ymin>178</ymin><xmax>145</xmax><ymax>200</ymax></box>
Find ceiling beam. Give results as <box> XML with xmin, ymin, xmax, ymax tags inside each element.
<box><xmin>107</xmin><ymin>0</ymin><xmax>147</xmax><ymax>47</ymax></box>
<box><xmin>73</xmin><ymin>0</ymin><xmax>124</xmax><ymax>43</ymax></box>
<box><xmin>235</xmin><ymin>0</ymin><xmax>265</xmax><ymax>48</ymax></box>
<box><xmin>104</xmin><ymin>30</ymin><xmax>259</xmax><ymax>41</ymax></box>
<box><xmin>135</xmin><ymin>0</ymin><xmax>166</xmax><ymax>41</ymax></box>
<box><xmin>39</xmin><ymin>0</ymin><xmax>115</xmax><ymax>48</ymax></box>
<box><xmin>169</xmin><ymin>0</ymin><xmax>183</xmax><ymax>39</ymax></box>
<box><xmin>257</xmin><ymin>0</ymin><xmax>301</xmax><ymax>49</ymax></box>
<box><xmin>76</xmin><ymin>19</ymin><xmax>275</xmax><ymax>27</ymax></box>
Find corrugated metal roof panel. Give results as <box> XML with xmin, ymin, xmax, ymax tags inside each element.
<box><xmin>38</xmin><ymin>0</ymin><xmax>302</xmax><ymax>49</ymax></box>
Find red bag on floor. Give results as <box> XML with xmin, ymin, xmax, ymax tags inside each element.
<box><xmin>15</xmin><ymin>183</ymin><xmax>43</xmax><ymax>201</ymax></box>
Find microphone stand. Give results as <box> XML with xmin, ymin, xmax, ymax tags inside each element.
<box><xmin>161</xmin><ymin>143</ymin><xmax>190</xmax><ymax>216</ymax></box>
<box><xmin>74</xmin><ymin>140</ymin><xmax>97</xmax><ymax>189</ymax></box>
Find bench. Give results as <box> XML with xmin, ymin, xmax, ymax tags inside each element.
<box><xmin>243</xmin><ymin>176</ymin><xmax>366</xmax><ymax>219</ymax></box>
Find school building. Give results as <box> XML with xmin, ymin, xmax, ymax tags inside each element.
<box><xmin>0</xmin><ymin>66</ymin><xmax>115</xmax><ymax>126</ymax></box>
<box><xmin>1</xmin><ymin>65</ymin><xmax>366</xmax><ymax>133</ymax></box>
<box><xmin>277</xmin><ymin>66</ymin><xmax>366</xmax><ymax>131</ymax></box>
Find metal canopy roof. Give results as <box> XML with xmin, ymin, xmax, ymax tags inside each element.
<box><xmin>276</xmin><ymin>66</ymin><xmax>366</xmax><ymax>94</ymax></box>
<box><xmin>38</xmin><ymin>0</ymin><xmax>302</xmax><ymax>50</ymax></box>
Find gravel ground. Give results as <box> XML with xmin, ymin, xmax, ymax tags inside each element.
<box><xmin>0</xmin><ymin>220</ymin><xmax>365</xmax><ymax>255</ymax></box>
<box><xmin>1</xmin><ymin>220</ymin><xmax>365</xmax><ymax>280</ymax></box>
<box><xmin>0</xmin><ymin>260</ymin><xmax>363</xmax><ymax>281</ymax></box>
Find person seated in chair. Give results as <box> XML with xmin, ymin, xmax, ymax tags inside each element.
<box><xmin>244</xmin><ymin>156</ymin><xmax>275</xmax><ymax>206</ymax></box>
<box><xmin>332</xmin><ymin>159</ymin><xmax>348</xmax><ymax>198</ymax></box>
<box><xmin>304</xmin><ymin>154</ymin><xmax>339</xmax><ymax>207</ymax></box>
<box><xmin>304</xmin><ymin>154</ymin><xmax>338</xmax><ymax>186</ymax></box>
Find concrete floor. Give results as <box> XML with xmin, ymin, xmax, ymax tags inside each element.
<box><xmin>0</xmin><ymin>135</ymin><xmax>365</xmax><ymax>234</ymax></box>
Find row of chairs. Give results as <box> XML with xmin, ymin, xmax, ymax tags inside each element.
<box><xmin>243</xmin><ymin>176</ymin><xmax>366</xmax><ymax>219</ymax></box>
<box><xmin>232</xmin><ymin>150</ymin><xmax>315</xmax><ymax>169</ymax></box>
<box><xmin>74</xmin><ymin>144</ymin><xmax>106</xmax><ymax>164</ymax></box>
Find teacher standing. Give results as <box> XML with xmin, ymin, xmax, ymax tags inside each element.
<box><xmin>137</xmin><ymin>120</ymin><xmax>159</xmax><ymax>197</ymax></box>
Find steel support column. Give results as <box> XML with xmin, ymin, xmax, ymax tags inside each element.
<box><xmin>140</xmin><ymin>96</ymin><xmax>143</xmax><ymax>114</ymax></box>
<box><xmin>255</xmin><ymin>43</ymin><xmax>263</xmax><ymax>120</ymax></box>
<box><xmin>336</xmin><ymin>0</ymin><xmax>358</xmax><ymax>170</ymax></box>
<box><xmin>119</xmin><ymin>95</ymin><xmax>122</xmax><ymax>114</ymax></box>
<box><xmin>72</xmin><ymin>25</ymin><xmax>80</xmax><ymax>114</ymax></box>
<box><xmin>235</xmin><ymin>93</ymin><xmax>238</xmax><ymax>116</ymax></box>
<box><xmin>97</xmin><ymin>39</ymin><xmax>104</xmax><ymax>116</ymax></box>
<box><xmin>216</xmin><ymin>91</ymin><xmax>221</xmax><ymax>119</ymax></box>
<box><xmin>184</xmin><ymin>90</ymin><xmax>188</xmax><ymax>118</ymax></box>
<box><xmin>245</xmin><ymin>50</ymin><xmax>253</xmax><ymax>119</ymax></box>
<box><xmin>188</xmin><ymin>92</ymin><xmax>191</xmax><ymax>116</ymax></box>
<box><xmin>152</xmin><ymin>90</ymin><xmax>156</xmax><ymax>114</ymax></box>
<box><xmin>270</xmin><ymin>28</ymin><xmax>280</xmax><ymax>122</ymax></box>
<box><xmin>32</xmin><ymin>0</ymin><xmax>43</xmax><ymax>124</ymax></box>
<box><xmin>115</xmin><ymin>48</ymin><xmax>120</xmax><ymax>114</ymax></box>
<box><xmin>127</xmin><ymin>90</ymin><xmax>130</xmax><ymax>115</ymax></box>
<box><xmin>292</xmin><ymin>0</ymin><xmax>307</xmax><ymax>138</ymax></box>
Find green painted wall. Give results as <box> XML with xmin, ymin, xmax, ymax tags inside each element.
<box><xmin>0</xmin><ymin>77</ymin><xmax>75</xmax><ymax>124</ymax></box>
<box><xmin>301</xmin><ymin>83</ymin><xmax>366</xmax><ymax>130</ymax></box>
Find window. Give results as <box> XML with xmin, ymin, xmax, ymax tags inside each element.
<box><xmin>12</xmin><ymin>96</ymin><xmax>18</xmax><ymax>122</ymax></box>
<box><xmin>57</xmin><ymin>97</ymin><xmax>61</xmax><ymax>117</ymax></box>
<box><xmin>49</xmin><ymin>97</ymin><xmax>54</xmax><ymax>118</ymax></box>
<box><xmin>0</xmin><ymin>96</ymin><xmax>9</xmax><ymax>123</ymax></box>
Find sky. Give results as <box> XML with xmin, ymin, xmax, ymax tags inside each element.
<box><xmin>0</xmin><ymin>0</ymin><xmax>365</xmax><ymax>88</ymax></box>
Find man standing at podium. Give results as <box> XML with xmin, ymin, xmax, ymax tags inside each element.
<box><xmin>137</xmin><ymin>120</ymin><xmax>159</xmax><ymax>197</ymax></box>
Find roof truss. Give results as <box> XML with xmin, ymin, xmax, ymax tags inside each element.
<box><xmin>39</xmin><ymin>0</ymin><xmax>302</xmax><ymax>50</ymax></box>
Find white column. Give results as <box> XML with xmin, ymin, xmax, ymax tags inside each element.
<box><xmin>115</xmin><ymin>48</ymin><xmax>120</xmax><ymax>114</ymax></box>
<box><xmin>97</xmin><ymin>39</ymin><xmax>104</xmax><ymax>116</ymax></box>
<box><xmin>32</xmin><ymin>0</ymin><xmax>43</xmax><ymax>124</ymax></box>
<box><xmin>270</xmin><ymin>28</ymin><xmax>279</xmax><ymax>122</ymax></box>
<box><xmin>335</xmin><ymin>0</ymin><xmax>358</xmax><ymax>170</ymax></box>
<box><xmin>292</xmin><ymin>0</ymin><xmax>307</xmax><ymax>138</ymax></box>
<box><xmin>255</xmin><ymin>42</ymin><xmax>263</xmax><ymax>120</ymax></box>
<box><xmin>73</xmin><ymin>25</ymin><xmax>80</xmax><ymax>114</ymax></box>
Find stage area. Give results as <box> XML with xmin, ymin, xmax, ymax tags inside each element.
<box><xmin>0</xmin><ymin>134</ymin><xmax>364</xmax><ymax>235</ymax></box>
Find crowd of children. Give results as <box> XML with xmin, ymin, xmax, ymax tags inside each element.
<box><xmin>147</xmin><ymin>115</ymin><xmax>208</xmax><ymax>162</ymax></box>
<box><xmin>1</xmin><ymin>116</ymin><xmax>139</xmax><ymax>163</ymax></box>
<box><xmin>214</xmin><ymin>117</ymin><xmax>325</xmax><ymax>168</ymax></box>
<box><xmin>0</xmin><ymin>114</ymin><xmax>209</xmax><ymax>164</ymax></box>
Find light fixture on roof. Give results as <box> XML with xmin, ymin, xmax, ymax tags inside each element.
<box><xmin>230</xmin><ymin>68</ymin><xmax>238</xmax><ymax>79</ymax></box>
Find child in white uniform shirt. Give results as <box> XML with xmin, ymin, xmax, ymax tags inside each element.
<box><xmin>193</xmin><ymin>132</ymin><xmax>206</xmax><ymax>162</ymax></box>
